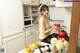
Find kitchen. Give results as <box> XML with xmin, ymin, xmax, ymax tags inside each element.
<box><xmin>0</xmin><ymin>0</ymin><xmax>80</xmax><ymax>53</ymax></box>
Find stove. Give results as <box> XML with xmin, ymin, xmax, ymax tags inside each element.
<box><xmin>41</xmin><ymin>33</ymin><xmax>58</xmax><ymax>44</ymax></box>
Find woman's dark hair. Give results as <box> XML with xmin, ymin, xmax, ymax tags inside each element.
<box><xmin>39</xmin><ymin>4</ymin><xmax>49</xmax><ymax>12</ymax></box>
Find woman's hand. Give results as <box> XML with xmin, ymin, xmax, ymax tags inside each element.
<box><xmin>51</xmin><ymin>26</ymin><xmax>60</xmax><ymax>30</ymax></box>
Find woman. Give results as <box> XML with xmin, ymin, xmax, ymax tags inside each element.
<box><xmin>39</xmin><ymin>4</ymin><xmax>58</xmax><ymax>42</ymax></box>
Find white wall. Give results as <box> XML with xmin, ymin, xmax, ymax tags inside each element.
<box><xmin>64</xmin><ymin>7</ymin><xmax>72</xmax><ymax>34</ymax></box>
<box><xmin>49</xmin><ymin>6</ymin><xmax>65</xmax><ymax>26</ymax></box>
<box><xmin>49</xmin><ymin>7</ymin><xmax>64</xmax><ymax>20</ymax></box>
<box><xmin>49</xmin><ymin>7</ymin><xmax>72</xmax><ymax>35</ymax></box>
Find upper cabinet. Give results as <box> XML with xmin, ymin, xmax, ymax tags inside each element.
<box><xmin>31</xmin><ymin>0</ymin><xmax>40</xmax><ymax>5</ymax></box>
<box><xmin>23</xmin><ymin>0</ymin><xmax>31</xmax><ymax>3</ymax></box>
<box><xmin>40</xmin><ymin>0</ymin><xmax>55</xmax><ymax>6</ymax></box>
<box><xmin>55</xmin><ymin>0</ymin><xmax>72</xmax><ymax>7</ymax></box>
<box><xmin>23</xmin><ymin>0</ymin><xmax>39</xmax><ymax>5</ymax></box>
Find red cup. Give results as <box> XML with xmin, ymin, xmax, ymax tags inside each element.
<box><xmin>53</xmin><ymin>24</ymin><xmax>60</xmax><ymax>27</ymax></box>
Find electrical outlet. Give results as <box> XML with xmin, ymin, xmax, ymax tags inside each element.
<box><xmin>0</xmin><ymin>47</ymin><xmax>4</xmax><ymax>53</ymax></box>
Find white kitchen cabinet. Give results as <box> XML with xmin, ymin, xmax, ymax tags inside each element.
<box><xmin>55</xmin><ymin>0</ymin><xmax>72</xmax><ymax>7</ymax></box>
<box><xmin>3</xmin><ymin>32</ymin><xmax>25</xmax><ymax>53</ymax></box>
<box><xmin>26</xmin><ymin>35</ymin><xmax>36</xmax><ymax>45</ymax></box>
<box><xmin>25</xmin><ymin>27</ymin><xmax>36</xmax><ymax>45</ymax></box>
<box><xmin>25</xmin><ymin>26</ymin><xmax>39</xmax><ymax>45</ymax></box>
<box><xmin>23</xmin><ymin>5</ymin><xmax>39</xmax><ymax>28</ymax></box>
<box><xmin>0</xmin><ymin>0</ymin><xmax>24</xmax><ymax>38</ymax></box>
<box><xmin>23</xmin><ymin>0</ymin><xmax>39</xmax><ymax>5</ymax></box>
<box><xmin>40</xmin><ymin>0</ymin><xmax>55</xmax><ymax>6</ymax></box>
<box><xmin>23</xmin><ymin>0</ymin><xmax>32</xmax><ymax>3</ymax></box>
<box><xmin>35</xmin><ymin>27</ymin><xmax>39</xmax><ymax>41</ymax></box>
<box><xmin>31</xmin><ymin>0</ymin><xmax>39</xmax><ymax>5</ymax></box>
<box><xmin>25</xmin><ymin>28</ymin><xmax>36</xmax><ymax>37</ymax></box>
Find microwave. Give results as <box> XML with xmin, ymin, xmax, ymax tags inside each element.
<box><xmin>24</xmin><ymin>18</ymin><xmax>34</xmax><ymax>28</ymax></box>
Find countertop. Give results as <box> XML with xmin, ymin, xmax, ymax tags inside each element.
<box><xmin>18</xmin><ymin>41</ymin><xmax>68</xmax><ymax>53</ymax></box>
<box><xmin>18</xmin><ymin>42</ymin><xmax>53</xmax><ymax>53</ymax></box>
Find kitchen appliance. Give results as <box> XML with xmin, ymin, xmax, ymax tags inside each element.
<box><xmin>24</xmin><ymin>18</ymin><xmax>34</xmax><ymax>28</ymax></box>
<box><xmin>58</xmin><ymin>30</ymin><xmax>68</xmax><ymax>40</ymax></box>
<box><xmin>57</xmin><ymin>26</ymin><xmax>69</xmax><ymax>41</ymax></box>
<box><xmin>41</xmin><ymin>33</ymin><xmax>58</xmax><ymax>44</ymax></box>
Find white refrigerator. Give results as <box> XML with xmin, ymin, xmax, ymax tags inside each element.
<box><xmin>0</xmin><ymin>0</ymin><xmax>24</xmax><ymax>38</ymax></box>
<box><xmin>0</xmin><ymin>0</ymin><xmax>25</xmax><ymax>53</ymax></box>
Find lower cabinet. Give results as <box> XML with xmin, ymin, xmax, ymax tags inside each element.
<box><xmin>1</xmin><ymin>26</ymin><xmax>39</xmax><ymax>53</ymax></box>
<box><xmin>3</xmin><ymin>32</ymin><xmax>25</xmax><ymax>53</ymax></box>
<box><xmin>35</xmin><ymin>27</ymin><xmax>39</xmax><ymax>41</ymax></box>
<box><xmin>26</xmin><ymin>35</ymin><xmax>36</xmax><ymax>45</ymax></box>
<box><xmin>25</xmin><ymin>28</ymin><xmax>36</xmax><ymax>45</ymax></box>
<box><xmin>25</xmin><ymin>26</ymin><xmax>39</xmax><ymax>45</ymax></box>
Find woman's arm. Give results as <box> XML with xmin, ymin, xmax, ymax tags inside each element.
<box><xmin>39</xmin><ymin>18</ymin><xmax>55</xmax><ymax>34</ymax></box>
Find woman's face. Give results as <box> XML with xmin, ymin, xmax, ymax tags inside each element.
<box><xmin>42</xmin><ymin>8</ymin><xmax>49</xmax><ymax>17</ymax></box>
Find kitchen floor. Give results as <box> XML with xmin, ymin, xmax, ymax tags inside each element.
<box><xmin>76</xmin><ymin>47</ymin><xmax>80</xmax><ymax>53</ymax></box>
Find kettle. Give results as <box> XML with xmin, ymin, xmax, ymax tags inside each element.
<box><xmin>57</xmin><ymin>26</ymin><xmax>68</xmax><ymax>40</ymax></box>
<box><xmin>58</xmin><ymin>30</ymin><xmax>67</xmax><ymax>38</ymax></box>
<box><xmin>57</xmin><ymin>30</ymin><xmax>68</xmax><ymax>40</ymax></box>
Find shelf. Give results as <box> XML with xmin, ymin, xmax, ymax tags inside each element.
<box><xmin>24</xmin><ymin>18</ymin><xmax>34</xmax><ymax>21</ymax></box>
<box><xmin>24</xmin><ymin>16</ymin><xmax>31</xmax><ymax>19</ymax></box>
<box><xmin>31</xmin><ymin>10</ymin><xmax>38</xmax><ymax>12</ymax></box>
<box><xmin>24</xmin><ymin>16</ymin><xmax>31</xmax><ymax>17</ymax></box>
<box><xmin>23</xmin><ymin>5</ymin><xmax>39</xmax><ymax>28</ymax></box>
<box><xmin>32</xmin><ymin>16</ymin><xmax>38</xmax><ymax>17</ymax></box>
<box><xmin>25</xmin><ymin>24</ymin><xmax>34</xmax><ymax>28</ymax></box>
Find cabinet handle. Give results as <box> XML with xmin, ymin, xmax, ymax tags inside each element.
<box><xmin>23</xmin><ymin>27</ymin><xmax>25</xmax><ymax>30</ymax></box>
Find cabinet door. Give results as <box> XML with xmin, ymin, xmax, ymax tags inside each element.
<box><xmin>26</xmin><ymin>35</ymin><xmax>36</xmax><ymax>45</ymax></box>
<box><xmin>25</xmin><ymin>28</ymin><xmax>36</xmax><ymax>37</ymax></box>
<box><xmin>48</xmin><ymin>0</ymin><xmax>55</xmax><ymax>6</ymax></box>
<box><xmin>23</xmin><ymin>0</ymin><xmax>31</xmax><ymax>3</ymax></box>
<box><xmin>56</xmin><ymin>0</ymin><xmax>72</xmax><ymax>7</ymax></box>
<box><xmin>3</xmin><ymin>33</ymin><xmax>25</xmax><ymax>53</ymax></box>
<box><xmin>32</xmin><ymin>0</ymin><xmax>39</xmax><ymax>5</ymax></box>
<box><xmin>35</xmin><ymin>27</ymin><xmax>39</xmax><ymax>41</ymax></box>
<box><xmin>40</xmin><ymin>0</ymin><xmax>55</xmax><ymax>6</ymax></box>
<box><xmin>25</xmin><ymin>28</ymin><xmax>36</xmax><ymax>45</ymax></box>
<box><xmin>40</xmin><ymin>0</ymin><xmax>49</xmax><ymax>4</ymax></box>
<box><xmin>0</xmin><ymin>0</ymin><xmax>24</xmax><ymax>38</ymax></box>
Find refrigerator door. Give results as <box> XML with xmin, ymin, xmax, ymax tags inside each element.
<box><xmin>0</xmin><ymin>0</ymin><xmax>24</xmax><ymax>38</ymax></box>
